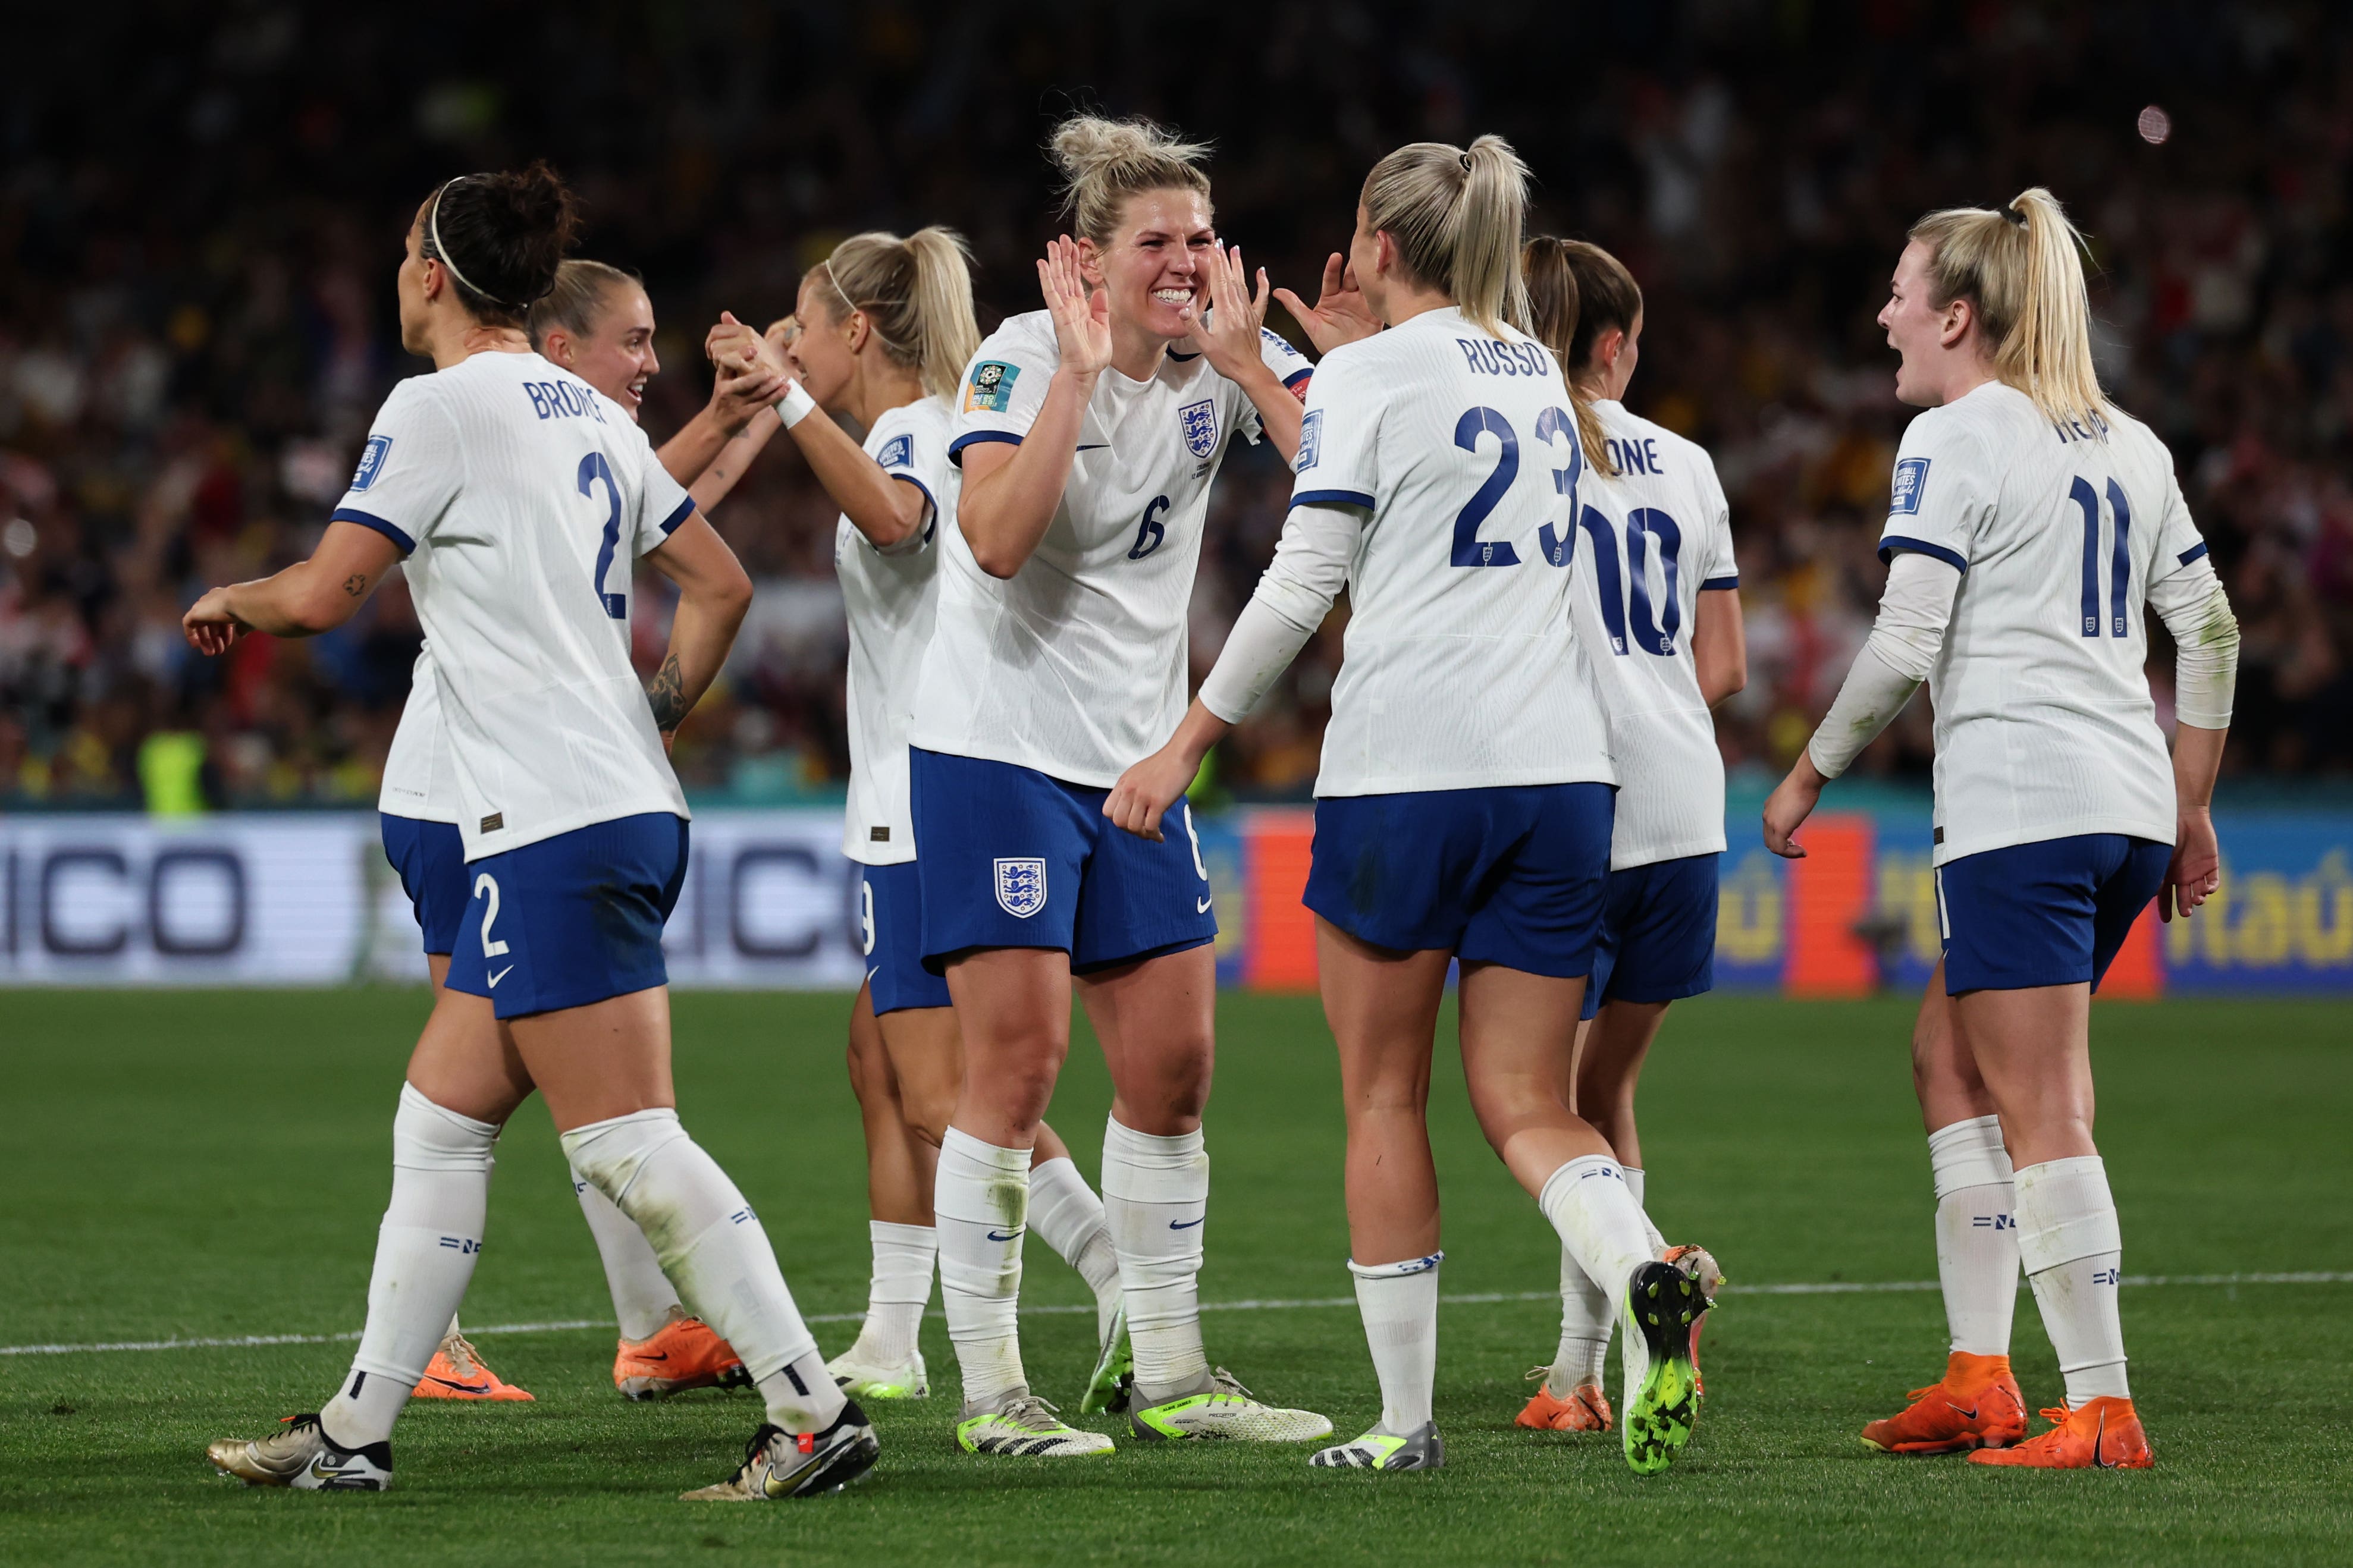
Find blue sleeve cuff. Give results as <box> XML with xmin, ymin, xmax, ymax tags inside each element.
<box><xmin>1700</xmin><ymin>576</ymin><xmax>1740</xmax><ymax>592</ymax></box>
<box><xmin>1293</xmin><ymin>488</ymin><xmax>1376</xmax><ymax>510</ymax></box>
<box><xmin>2178</xmin><ymin>541</ymin><xmax>2210</xmax><ymax>566</ymax></box>
<box><xmin>877</xmin><ymin>475</ymin><xmax>939</xmax><ymax>548</ymax></box>
<box><xmin>1878</xmin><ymin>535</ymin><xmax>1968</xmax><ymax>574</ymax></box>
<box><xmin>657</xmin><ymin>495</ymin><xmax>696</xmax><ymax>537</ymax></box>
<box><xmin>330</xmin><ymin>508</ymin><xmax>414</xmax><ymax>555</ymax></box>
<box><xmin>1282</xmin><ymin>366</ymin><xmax>1313</xmax><ymax>389</ymax></box>
<box><xmin>948</xmin><ymin>429</ymin><xmax>1024</xmax><ymax>467</ymax></box>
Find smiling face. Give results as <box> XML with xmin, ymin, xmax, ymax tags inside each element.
<box><xmin>545</xmin><ymin>281</ymin><xmax>658</xmax><ymax>421</ymax></box>
<box><xmin>1080</xmin><ymin>187</ymin><xmax>1215</xmax><ymax>343</ymax></box>
<box><xmin>790</xmin><ymin>273</ymin><xmax>861</xmax><ymax>410</ymax></box>
<box><xmin>1878</xmin><ymin>238</ymin><xmax>1974</xmax><ymax>408</ymax></box>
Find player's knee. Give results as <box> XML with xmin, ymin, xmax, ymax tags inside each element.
<box><xmin>898</xmin><ymin>1085</ymin><xmax>956</xmax><ymax>1147</ymax></box>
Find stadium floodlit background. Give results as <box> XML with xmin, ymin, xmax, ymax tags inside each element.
<box><xmin>5</xmin><ymin>7</ymin><xmax>2352</xmax><ymax>1566</ymax></box>
<box><xmin>4</xmin><ymin>1</ymin><xmax>2348</xmax><ymax>995</ymax></box>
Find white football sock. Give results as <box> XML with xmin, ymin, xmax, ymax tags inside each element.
<box><xmin>1549</xmin><ymin>1242</ymin><xmax>1613</xmax><ymax>1397</ymax></box>
<box><xmin>1622</xmin><ymin>1166</ymin><xmax>1670</xmax><ymax>1259</ymax></box>
<box><xmin>933</xmin><ymin>1129</ymin><xmax>1032</xmax><ymax>1406</ymax></box>
<box><xmin>570</xmin><ymin>1161</ymin><xmax>682</xmax><ymax>1342</ymax></box>
<box><xmin>1101</xmin><ymin>1117</ymin><xmax>1212</xmax><ymax>1399</ymax></box>
<box><xmin>852</xmin><ymin>1221</ymin><xmax>936</xmax><ymax>1367</ymax></box>
<box><xmin>322</xmin><ymin>1083</ymin><xmax>498</xmax><ymax>1448</ymax></box>
<box><xmin>1538</xmin><ymin>1155</ymin><xmax>1658</xmax><ymax>1410</ymax></box>
<box><xmin>1928</xmin><ymin>1115</ymin><xmax>2019</xmax><ymax>1358</ymax></box>
<box><xmin>561</xmin><ymin>1107</ymin><xmax>841</xmax><ymax>1433</ymax></box>
<box><xmin>1028</xmin><ymin>1155</ymin><xmax>1124</xmax><ymax>1343</ymax></box>
<box><xmin>1350</xmin><ymin>1253</ymin><xmax>1441</xmax><ymax>1432</ymax></box>
<box><xmin>2015</xmin><ymin>1155</ymin><xmax>2129</xmax><ymax>1403</ymax></box>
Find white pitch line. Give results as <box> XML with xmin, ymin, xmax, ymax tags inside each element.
<box><xmin>5</xmin><ymin>1271</ymin><xmax>2346</xmax><ymax>1359</ymax></box>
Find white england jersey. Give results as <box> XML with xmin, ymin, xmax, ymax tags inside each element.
<box><xmin>907</xmin><ymin>309</ymin><xmax>1312</xmax><ymax>787</ymax></box>
<box><xmin>1290</xmin><ymin>306</ymin><xmax>1613</xmax><ymax>796</ymax></box>
<box><xmin>378</xmin><ymin>644</ymin><xmax>459</xmax><ymax>824</ymax></box>
<box><xmin>332</xmin><ymin>351</ymin><xmax>695</xmax><ymax>862</ymax></box>
<box><xmin>837</xmin><ymin>396</ymin><xmax>956</xmax><ymax>865</ymax></box>
<box><xmin>1568</xmin><ymin>400</ymin><xmax>1737</xmax><ymax>868</ymax></box>
<box><xmin>1877</xmin><ymin>381</ymin><xmax>2207</xmax><ymax>866</ymax></box>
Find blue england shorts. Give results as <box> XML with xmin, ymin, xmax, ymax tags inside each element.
<box><xmin>1579</xmin><ymin>852</ymin><xmax>1720</xmax><ymax>1021</ymax></box>
<box><xmin>444</xmin><ymin>812</ymin><xmax>690</xmax><ymax>1019</ymax></box>
<box><xmin>1305</xmin><ymin>783</ymin><xmax>1615</xmax><ymax>977</ymax></box>
<box><xmin>1937</xmin><ymin>832</ymin><xmax>2170</xmax><ymax>994</ymax></box>
<box><xmin>909</xmin><ymin>747</ymin><xmax>1217</xmax><ymax>973</ymax></box>
<box><xmin>860</xmin><ymin>860</ymin><xmax>953</xmax><ymax>1014</ymax></box>
<box><xmin>380</xmin><ymin>812</ymin><xmax>468</xmax><ymax>957</ymax></box>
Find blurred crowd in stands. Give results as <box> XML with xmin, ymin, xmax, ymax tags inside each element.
<box><xmin>5</xmin><ymin>2</ymin><xmax>2351</xmax><ymax>812</ymax></box>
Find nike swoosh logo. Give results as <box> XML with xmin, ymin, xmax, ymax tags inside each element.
<box><xmin>1946</xmin><ymin>1402</ymin><xmax>1979</xmax><ymax>1420</ymax></box>
<box><xmin>865</xmin><ymin>967</ymin><xmax>881</xmax><ymax>985</ymax></box>
<box><xmin>1077</xmin><ymin>444</ymin><xmax>1108</xmax><ymax>451</ymax></box>
<box><xmin>1169</xmin><ymin>1217</ymin><xmax>1205</xmax><ymax>1229</ymax></box>
<box><xmin>632</xmin><ymin>1352</ymin><xmax>670</xmax><ymax>1362</ymax></box>
<box><xmin>487</xmin><ymin>964</ymin><xmax>513</xmax><ymax>988</ymax></box>
<box><xmin>423</xmin><ymin>1374</ymin><xmax>490</xmax><ymax>1393</ymax></box>
<box><xmin>1196</xmin><ymin>896</ymin><xmax>1212</xmax><ymax>913</ymax></box>
<box><xmin>987</xmin><ymin>1229</ymin><xmax>1024</xmax><ymax>1242</ymax></box>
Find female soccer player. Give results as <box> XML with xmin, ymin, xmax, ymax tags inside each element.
<box><xmin>195</xmin><ymin>165</ymin><xmax>876</xmax><ymax>1501</ymax></box>
<box><xmin>1514</xmin><ymin>238</ymin><xmax>1742</xmax><ymax>1435</ymax></box>
<box><xmin>749</xmin><ymin>229</ymin><xmax>1128</xmax><ymax>1407</ymax></box>
<box><xmin>1109</xmin><ymin>138</ymin><xmax>1711</xmax><ymax>1477</ymax></box>
<box><xmin>1764</xmin><ymin>188</ymin><xmax>2238</xmax><ymax>1470</ymax></box>
<box><xmin>906</xmin><ymin>114</ymin><xmax>1326</xmax><ymax>1457</ymax></box>
<box><xmin>370</xmin><ymin>259</ymin><xmax>786</xmax><ymax>1409</ymax></box>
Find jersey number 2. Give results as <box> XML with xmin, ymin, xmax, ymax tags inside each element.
<box><xmin>2072</xmin><ymin>475</ymin><xmax>2132</xmax><ymax>637</ymax></box>
<box><xmin>579</xmin><ymin>452</ymin><xmax>626</xmax><ymax>620</ymax></box>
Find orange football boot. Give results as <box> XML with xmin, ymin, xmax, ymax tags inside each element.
<box><xmin>411</xmin><ymin>1330</ymin><xmax>535</xmax><ymax>1401</ymax></box>
<box><xmin>1861</xmin><ymin>1351</ymin><xmax>2026</xmax><ymax>1453</ymax></box>
<box><xmin>1517</xmin><ymin>1369</ymin><xmax>1613</xmax><ymax>1431</ymax></box>
<box><xmin>1663</xmin><ymin>1245</ymin><xmax>1722</xmax><ymax>1400</ymax></box>
<box><xmin>1969</xmin><ymin>1397</ymin><xmax>2151</xmax><ymax>1469</ymax></box>
<box><xmin>613</xmin><ymin>1308</ymin><xmax>749</xmax><ymax>1401</ymax></box>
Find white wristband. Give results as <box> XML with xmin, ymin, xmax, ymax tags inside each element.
<box><xmin>774</xmin><ymin>381</ymin><xmax>818</xmax><ymax>429</ymax></box>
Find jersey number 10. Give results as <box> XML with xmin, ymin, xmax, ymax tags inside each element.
<box><xmin>2072</xmin><ymin>475</ymin><xmax>2132</xmax><ymax>638</ymax></box>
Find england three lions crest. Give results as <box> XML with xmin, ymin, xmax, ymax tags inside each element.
<box><xmin>1179</xmin><ymin>399</ymin><xmax>1219</xmax><ymax>459</ymax></box>
<box><xmin>994</xmin><ymin>857</ymin><xmax>1047</xmax><ymax>919</ymax></box>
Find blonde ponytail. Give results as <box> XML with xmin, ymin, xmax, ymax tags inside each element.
<box><xmin>1361</xmin><ymin>135</ymin><xmax>1531</xmax><ymax>336</ymax></box>
<box><xmin>807</xmin><ymin>227</ymin><xmax>981</xmax><ymax>403</ymax></box>
<box><xmin>1048</xmin><ymin>115</ymin><xmax>1213</xmax><ymax>247</ymax></box>
<box><xmin>1909</xmin><ymin>186</ymin><xmax>2107</xmax><ymax>429</ymax></box>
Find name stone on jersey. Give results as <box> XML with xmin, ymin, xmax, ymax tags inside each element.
<box><xmin>994</xmin><ymin>857</ymin><xmax>1047</xmax><ymax>918</ymax></box>
<box><xmin>1179</xmin><ymin>399</ymin><xmax>1219</xmax><ymax>458</ymax></box>
<box><xmin>1890</xmin><ymin>456</ymin><xmax>1930</xmax><ymax>516</ymax></box>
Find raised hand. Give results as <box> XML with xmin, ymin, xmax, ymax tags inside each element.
<box><xmin>1037</xmin><ymin>235</ymin><xmax>1112</xmax><ymax>377</ymax></box>
<box><xmin>1274</xmin><ymin>252</ymin><xmax>1382</xmax><ymax>354</ymax></box>
<box><xmin>706</xmin><ymin>311</ymin><xmax>764</xmax><ymax>375</ymax></box>
<box><xmin>1181</xmin><ymin>241</ymin><xmax>1275</xmax><ymax>382</ymax></box>
<box><xmin>764</xmin><ymin>315</ymin><xmax>805</xmax><ymax>381</ymax></box>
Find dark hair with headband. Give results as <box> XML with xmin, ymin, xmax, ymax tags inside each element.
<box><xmin>421</xmin><ymin>162</ymin><xmax>580</xmax><ymax>328</ymax></box>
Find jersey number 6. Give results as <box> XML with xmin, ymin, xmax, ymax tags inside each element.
<box><xmin>1128</xmin><ymin>495</ymin><xmax>1171</xmax><ymax>561</ymax></box>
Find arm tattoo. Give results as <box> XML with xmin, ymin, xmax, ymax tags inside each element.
<box><xmin>343</xmin><ymin>573</ymin><xmax>368</xmax><ymax>598</ymax></box>
<box><xmin>647</xmin><ymin>652</ymin><xmax>689</xmax><ymax>731</ymax></box>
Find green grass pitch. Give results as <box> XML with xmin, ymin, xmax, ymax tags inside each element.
<box><xmin>4</xmin><ymin>989</ymin><xmax>2350</xmax><ymax>1566</ymax></box>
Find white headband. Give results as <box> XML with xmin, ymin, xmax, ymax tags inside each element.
<box><xmin>427</xmin><ymin>178</ymin><xmax>508</xmax><ymax>306</ymax></box>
